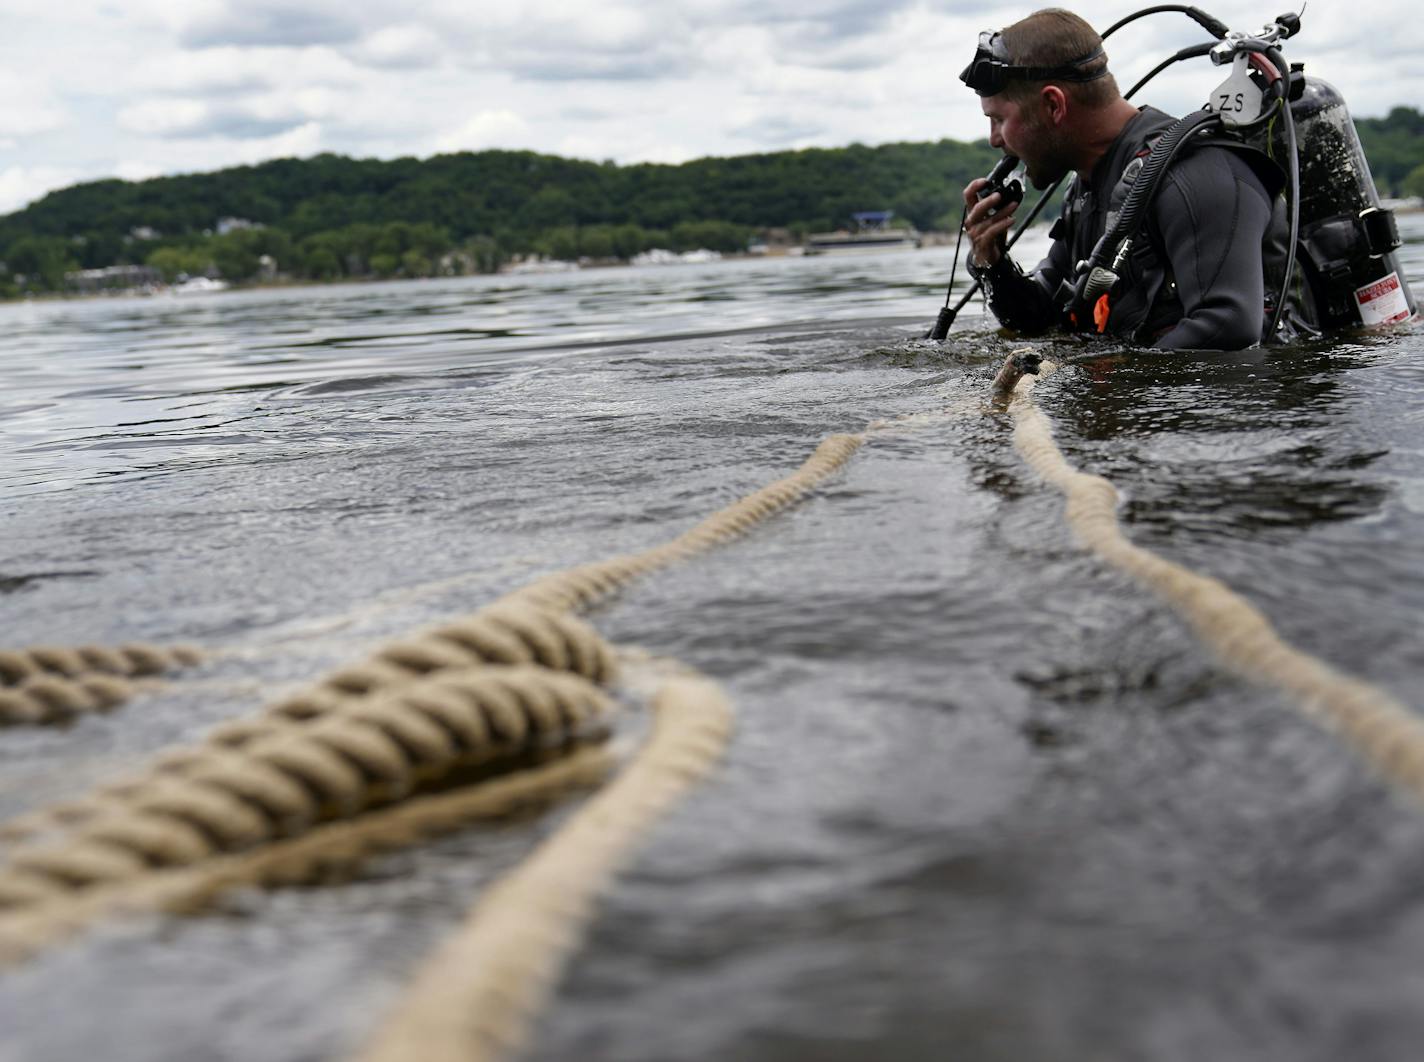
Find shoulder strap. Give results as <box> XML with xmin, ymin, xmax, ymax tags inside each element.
<box><xmin>1104</xmin><ymin>136</ymin><xmax>1163</xmax><ymax>233</ymax></box>
<box><xmin>1189</xmin><ymin>134</ymin><xmax>1286</xmax><ymax>199</ymax></box>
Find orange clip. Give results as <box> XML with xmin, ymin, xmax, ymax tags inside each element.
<box><xmin>1093</xmin><ymin>293</ymin><xmax>1111</xmax><ymax>334</ymax></box>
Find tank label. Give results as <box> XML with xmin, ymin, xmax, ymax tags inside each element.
<box><xmin>1354</xmin><ymin>272</ymin><xmax>1411</xmax><ymax>327</ymax></box>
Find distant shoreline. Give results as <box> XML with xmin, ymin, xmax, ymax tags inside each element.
<box><xmin>1</xmin><ymin>232</ymin><xmax>995</xmax><ymax>304</ymax></box>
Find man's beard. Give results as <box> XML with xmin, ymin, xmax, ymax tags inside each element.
<box><xmin>1021</xmin><ymin>122</ymin><xmax>1073</xmax><ymax>189</ymax></box>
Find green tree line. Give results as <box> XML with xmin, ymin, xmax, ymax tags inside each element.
<box><xmin>0</xmin><ymin>138</ymin><xmax>1001</xmax><ymax>295</ymax></box>
<box><xmin>0</xmin><ymin>106</ymin><xmax>1419</xmax><ymax>297</ymax></box>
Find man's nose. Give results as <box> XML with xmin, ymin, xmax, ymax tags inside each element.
<box><xmin>989</xmin><ymin>126</ymin><xmax>1003</xmax><ymax>149</ymax></box>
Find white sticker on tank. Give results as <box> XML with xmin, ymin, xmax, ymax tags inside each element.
<box><xmin>1354</xmin><ymin>271</ymin><xmax>1412</xmax><ymax>326</ymax></box>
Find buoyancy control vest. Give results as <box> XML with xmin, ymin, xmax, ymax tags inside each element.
<box><xmin>1050</xmin><ymin>105</ymin><xmax>1289</xmax><ymax>343</ymax></box>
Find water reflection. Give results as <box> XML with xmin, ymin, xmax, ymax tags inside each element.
<box><xmin>0</xmin><ymin>222</ymin><xmax>1422</xmax><ymax>1062</ymax></box>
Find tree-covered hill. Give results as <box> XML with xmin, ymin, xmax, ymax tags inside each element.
<box><xmin>0</xmin><ymin>139</ymin><xmax>1000</xmax><ymax>294</ymax></box>
<box><xmin>1</xmin><ymin>141</ymin><xmax>1003</xmax><ymax>248</ymax></box>
<box><xmin>1</xmin><ymin>105</ymin><xmax>1419</xmax><ymax>296</ymax></box>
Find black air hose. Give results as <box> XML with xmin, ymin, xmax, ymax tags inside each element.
<box><xmin>1080</xmin><ymin>108</ymin><xmax>1222</xmax><ymax>279</ymax></box>
<box><xmin>1124</xmin><ymin>42</ymin><xmax>1215</xmax><ymax>98</ymax></box>
<box><xmin>1264</xmin><ymin>46</ymin><xmax>1300</xmax><ymax>339</ymax></box>
<box><xmin>1100</xmin><ymin>5</ymin><xmax>1229</xmax><ymax>40</ymax></box>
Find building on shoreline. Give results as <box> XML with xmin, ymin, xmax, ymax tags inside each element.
<box><xmin>804</xmin><ymin>211</ymin><xmax>921</xmax><ymax>255</ymax></box>
<box><xmin>64</xmin><ymin>264</ymin><xmax>162</xmax><ymax>295</ymax></box>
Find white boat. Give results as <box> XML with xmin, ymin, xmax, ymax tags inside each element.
<box><xmin>503</xmin><ymin>258</ymin><xmax>579</xmax><ymax>274</ymax></box>
<box><xmin>171</xmin><ymin>276</ymin><xmax>230</xmax><ymax>294</ymax></box>
<box><xmin>630</xmin><ymin>248</ymin><xmax>724</xmax><ymax>266</ymax></box>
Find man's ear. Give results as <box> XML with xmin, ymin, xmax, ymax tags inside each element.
<box><xmin>1040</xmin><ymin>84</ymin><xmax>1068</xmax><ymax>126</ymax></box>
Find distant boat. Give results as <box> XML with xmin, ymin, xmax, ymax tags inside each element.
<box><xmin>503</xmin><ymin>258</ymin><xmax>579</xmax><ymax>274</ymax></box>
<box><xmin>171</xmin><ymin>276</ymin><xmax>229</xmax><ymax>294</ymax></box>
<box><xmin>805</xmin><ymin>211</ymin><xmax>921</xmax><ymax>255</ymax></box>
<box><xmin>629</xmin><ymin>248</ymin><xmax>724</xmax><ymax>266</ymax></box>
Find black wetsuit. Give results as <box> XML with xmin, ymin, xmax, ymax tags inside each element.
<box><xmin>972</xmin><ymin>106</ymin><xmax>1280</xmax><ymax>350</ymax></box>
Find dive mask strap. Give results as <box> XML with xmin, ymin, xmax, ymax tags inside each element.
<box><xmin>960</xmin><ymin>30</ymin><xmax>1109</xmax><ymax>96</ymax></box>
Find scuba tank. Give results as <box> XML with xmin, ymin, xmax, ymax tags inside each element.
<box><xmin>1255</xmin><ymin>76</ymin><xmax>1417</xmax><ymax>330</ymax></box>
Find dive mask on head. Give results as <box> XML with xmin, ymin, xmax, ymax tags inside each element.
<box><xmin>959</xmin><ymin>30</ymin><xmax>1109</xmax><ymax>97</ymax></box>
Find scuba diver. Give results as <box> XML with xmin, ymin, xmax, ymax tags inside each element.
<box><xmin>948</xmin><ymin>6</ymin><xmax>1417</xmax><ymax>350</ymax></box>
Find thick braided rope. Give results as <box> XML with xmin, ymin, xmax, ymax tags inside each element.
<box><xmin>1</xmin><ymin>435</ymin><xmax>860</xmax><ymax>844</ymax></box>
<box><xmin>506</xmin><ymin>433</ymin><xmax>865</xmax><ymax>613</ymax></box>
<box><xmin>0</xmin><ymin>644</ymin><xmax>201</xmax><ymax>725</ymax></box>
<box><xmin>0</xmin><ymin>747</ymin><xmax>615</xmax><ymax>970</ymax></box>
<box><xmin>0</xmin><ymin>674</ymin><xmax>138</xmax><ymax>726</ymax></box>
<box><xmin>0</xmin><ymin>666</ymin><xmax>614</xmax><ymax>909</ymax></box>
<box><xmin>1010</xmin><ymin>373</ymin><xmax>1424</xmax><ymax>800</ymax></box>
<box><xmin>0</xmin><ymin>428</ymin><xmax>856</xmax><ymax>971</ymax></box>
<box><xmin>356</xmin><ymin>676</ymin><xmax>733</xmax><ymax>1062</ymax></box>
<box><xmin>0</xmin><ymin>644</ymin><xmax>202</xmax><ymax>686</ymax></box>
<box><xmin>0</xmin><ymin>604</ymin><xmax>615</xmax><ymax>844</ymax></box>
<box><xmin>201</xmin><ymin>603</ymin><xmax>616</xmax><ymax>747</ymax></box>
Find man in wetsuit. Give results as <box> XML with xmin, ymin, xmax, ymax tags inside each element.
<box><xmin>961</xmin><ymin>8</ymin><xmax>1280</xmax><ymax>350</ymax></box>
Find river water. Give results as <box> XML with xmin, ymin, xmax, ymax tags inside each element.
<box><xmin>1</xmin><ymin>217</ymin><xmax>1422</xmax><ymax>1061</ymax></box>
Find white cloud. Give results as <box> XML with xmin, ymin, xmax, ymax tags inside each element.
<box><xmin>118</xmin><ymin>99</ymin><xmax>209</xmax><ymax>138</ymax></box>
<box><xmin>0</xmin><ymin>72</ymin><xmax>67</xmax><ymax>139</ymax></box>
<box><xmin>192</xmin><ymin>121</ymin><xmax>326</xmax><ymax>166</ymax></box>
<box><xmin>0</xmin><ymin>165</ymin><xmax>85</xmax><ymax>213</ymax></box>
<box><xmin>619</xmin><ymin>141</ymin><xmax>695</xmax><ymax>165</ymax></box>
<box><xmin>132</xmin><ymin>45</ymin><xmax>361</xmax><ymax>96</ymax></box>
<box><xmin>137</xmin><ymin>121</ymin><xmax>326</xmax><ymax>175</ymax></box>
<box><xmin>118</xmin><ymin>90</ymin><xmax>341</xmax><ymax>141</ymax></box>
<box><xmin>0</xmin><ymin>0</ymin><xmax>1419</xmax><ymax>214</ymax></box>
<box><xmin>727</xmin><ymin>111</ymin><xmax>827</xmax><ymax>146</ymax></box>
<box><xmin>114</xmin><ymin>160</ymin><xmax>165</xmax><ymax>182</ymax></box>
<box><xmin>353</xmin><ymin>23</ymin><xmax>446</xmax><ymax>69</ymax></box>
<box><xmin>0</xmin><ymin>111</ymin><xmax>66</xmax><ymax>140</ymax></box>
<box><xmin>433</xmin><ymin>111</ymin><xmax>531</xmax><ymax>154</ymax></box>
<box><xmin>178</xmin><ymin>2</ymin><xmax>362</xmax><ymax>48</ymax></box>
<box><xmin>101</xmin><ymin>122</ymin><xmax>328</xmax><ymax>181</ymax></box>
<box><xmin>447</xmin><ymin>1</ymin><xmax>698</xmax><ymax>81</ymax></box>
<box><xmin>290</xmin><ymin>87</ymin><xmax>343</xmax><ymax>120</ymax></box>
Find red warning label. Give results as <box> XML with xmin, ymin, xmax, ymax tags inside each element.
<box><xmin>1354</xmin><ymin>272</ymin><xmax>1411</xmax><ymax>327</ymax></box>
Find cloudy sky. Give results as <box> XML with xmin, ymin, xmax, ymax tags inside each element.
<box><xmin>1</xmin><ymin>0</ymin><xmax>1418</xmax><ymax>214</ymax></box>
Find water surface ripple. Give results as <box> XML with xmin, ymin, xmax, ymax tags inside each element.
<box><xmin>1</xmin><ymin>225</ymin><xmax>1423</xmax><ymax>1061</ymax></box>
